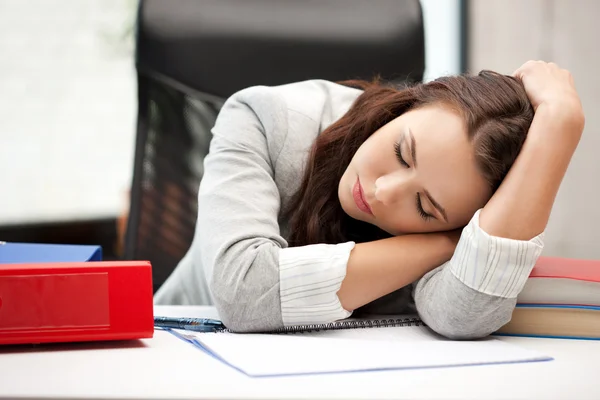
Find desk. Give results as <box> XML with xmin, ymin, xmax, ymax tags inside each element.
<box><xmin>1</xmin><ymin>305</ymin><xmax>599</xmax><ymax>400</ymax></box>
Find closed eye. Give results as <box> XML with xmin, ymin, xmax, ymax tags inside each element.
<box><xmin>416</xmin><ymin>193</ymin><xmax>434</xmax><ymax>221</ymax></box>
<box><xmin>394</xmin><ymin>140</ymin><xmax>409</xmax><ymax>168</ymax></box>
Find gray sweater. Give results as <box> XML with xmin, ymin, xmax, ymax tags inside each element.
<box><xmin>154</xmin><ymin>80</ymin><xmax>544</xmax><ymax>339</ymax></box>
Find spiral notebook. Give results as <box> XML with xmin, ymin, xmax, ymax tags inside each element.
<box><xmin>168</xmin><ymin>315</ymin><xmax>552</xmax><ymax>377</ymax></box>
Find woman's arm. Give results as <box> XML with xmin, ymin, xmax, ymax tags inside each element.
<box><xmin>183</xmin><ymin>81</ymin><xmax>371</xmax><ymax>332</ymax></box>
<box><xmin>479</xmin><ymin>61</ymin><xmax>585</xmax><ymax>239</ymax></box>
<box><xmin>337</xmin><ymin>231</ymin><xmax>459</xmax><ymax>311</ymax></box>
<box><xmin>338</xmin><ymin>208</ymin><xmax>545</xmax><ymax>340</ymax></box>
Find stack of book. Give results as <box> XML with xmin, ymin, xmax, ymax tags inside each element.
<box><xmin>497</xmin><ymin>256</ymin><xmax>600</xmax><ymax>340</ymax></box>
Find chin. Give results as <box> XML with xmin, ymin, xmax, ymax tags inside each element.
<box><xmin>344</xmin><ymin>201</ymin><xmax>369</xmax><ymax>223</ymax></box>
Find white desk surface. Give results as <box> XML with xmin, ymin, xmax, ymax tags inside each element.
<box><xmin>0</xmin><ymin>305</ymin><xmax>599</xmax><ymax>400</ymax></box>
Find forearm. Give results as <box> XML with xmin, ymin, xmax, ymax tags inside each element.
<box><xmin>480</xmin><ymin>102</ymin><xmax>584</xmax><ymax>240</ymax></box>
<box><xmin>338</xmin><ymin>231</ymin><xmax>459</xmax><ymax>311</ymax></box>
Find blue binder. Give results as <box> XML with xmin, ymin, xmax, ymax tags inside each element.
<box><xmin>0</xmin><ymin>241</ymin><xmax>102</xmax><ymax>264</ymax></box>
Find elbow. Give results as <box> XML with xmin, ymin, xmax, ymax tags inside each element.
<box><xmin>214</xmin><ymin>306</ymin><xmax>255</xmax><ymax>333</ymax></box>
<box><xmin>208</xmin><ymin>257</ymin><xmax>283</xmax><ymax>333</ymax></box>
<box><xmin>209</xmin><ymin>283</ymin><xmax>248</xmax><ymax>332</ymax></box>
<box><xmin>418</xmin><ymin>298</ymin><xmax>516</xmax><ymax>340</ymax></box>
<box><xmin>414</xmin><ymin>261</ymin><xmax>518</xmax><ymax>340</ymax></box>
<box><xmin>413</xmin><ymin>268</ymin><xmax>517</xmax><ymax>340</ymax></box>
<box><xmin>208</xmin><ymin>279</ymin><xmax>268</xmax><ymax>333</ymax></box>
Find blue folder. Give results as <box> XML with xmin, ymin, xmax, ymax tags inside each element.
<box><xmin>0</xmin><ymin>241</ymin><xmax>102</xmax><ymax>264</ymax></box>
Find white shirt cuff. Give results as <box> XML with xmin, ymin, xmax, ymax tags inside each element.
<box><xmin>449</xmin><ymin>209</ymin><xmax>545</xmax><ymax>298</ymax></box>
<box><xmin>279</xmin><ymin>242</ymin><xmax>354</xmax><ymax>326</ymax></box>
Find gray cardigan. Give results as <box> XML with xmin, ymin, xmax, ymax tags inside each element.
<box><xmin>154</xmin><ymin>80</ymin><xmax>544</xmax><ymax>339</ymax></box>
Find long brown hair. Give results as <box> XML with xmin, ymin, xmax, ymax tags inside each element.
<box><xmin>286</xmin><ymin>71</ymin><xmax>534</xmax><ymax>247</ymax></box>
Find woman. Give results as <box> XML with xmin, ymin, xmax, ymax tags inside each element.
<box><xmin>155</xmin><ymin>61</ymin><xmax>585</xmax><ymax>339</ymax></box>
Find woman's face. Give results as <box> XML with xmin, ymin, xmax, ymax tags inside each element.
<box><xmin>338</xmin><ymin>104</ymin><xmax>492</xmax><ymax>235</ymax></box>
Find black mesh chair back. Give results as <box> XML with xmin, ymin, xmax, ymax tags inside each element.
<box><xmin>125</xmin><ymin>0</ymin><xmax>426</xmax><ymax>293</ymax></box>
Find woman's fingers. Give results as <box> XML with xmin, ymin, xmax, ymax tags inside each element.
<box><xmin>513</xmin><ymin>59</ymin><xmax>545</xmax><ymax>78</ymax></box>
<box><xmin>511</xmin><ymin>60</ymin><xmax>583</xmax><ymax>113</ymax></box>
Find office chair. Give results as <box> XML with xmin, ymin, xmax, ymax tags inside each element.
<box><xmin>125</xmin><ymin>0</ymin><xmax>425</xmax><ymax>293</ymax></box>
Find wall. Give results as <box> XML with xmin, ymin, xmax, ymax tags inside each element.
<box><xmin>420</xmin><ymin>0</ymin><xmax>462</xmax><ymax>81</ymax></box>
<box><xmin>0</xmin><ymin>0</ymin><xmax>137</xmax><ymax>225</ymax></box>
<box><xmin>469</xmin><ymin>0</ymin><xmax>600</xmax><ymax>259</ymax></box>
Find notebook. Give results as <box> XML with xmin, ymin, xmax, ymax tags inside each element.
<box><xmin>169</xmin><ymin>315</ymin><xmax>552</xmax><ymax>377</ymax></box>
<box><xmin>496</xmin><ymin>256</ymin><xmax>600</xmax><ymax>340</ymax></box>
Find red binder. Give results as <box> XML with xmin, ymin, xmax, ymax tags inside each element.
<box><xmin>0</xmin><ymin>261</ymin><xmax>154</xmax><ymax>345</ymax></box>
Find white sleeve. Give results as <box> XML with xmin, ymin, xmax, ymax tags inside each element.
<box><xmin>448</xmin><ymin>209</ymin><xmax>545</xmax><ymax>298</ymax></box>
<box><xmin>279</xmin><ymin>242</ymin><xmax>354</xmax><ymax>325</ymax></box>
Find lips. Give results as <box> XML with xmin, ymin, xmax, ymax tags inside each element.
<box><xmin>352</xmin><ymin>178</ymin><xmax>373</xmax><ymax>215</ymax></box>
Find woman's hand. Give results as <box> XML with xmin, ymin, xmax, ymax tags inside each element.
<box><xmin>513</xmin><ymin>60</ymin><xmax>585</xmax><ymax>136</ymax></box>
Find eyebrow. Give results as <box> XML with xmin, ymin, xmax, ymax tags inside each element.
<box><xmin>406</xmin><ymin>127</ymin><xmax>449</xmax><ymax>223</ymax></box>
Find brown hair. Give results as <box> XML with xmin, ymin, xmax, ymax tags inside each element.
<box><xmin>286</xmin><ymin>71</ymin><xmax>534</xmax><ymax>247</ymax></box>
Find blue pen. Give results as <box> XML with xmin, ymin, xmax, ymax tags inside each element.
<box><xmin>154</xmin><ymin>316</ymin><xmax>226</xmax><ymax>332</ymax></box>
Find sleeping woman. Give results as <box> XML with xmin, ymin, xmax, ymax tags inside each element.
<box><xmin>155</xmin><ymin>60</ymin><xmax>585</xmax><ymax>339</ymax></box>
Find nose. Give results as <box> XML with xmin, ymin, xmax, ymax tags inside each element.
<box><xmin>374</xmin><ymin>171</ymin><xmax>412</xmax><ymax>206</ymax></box>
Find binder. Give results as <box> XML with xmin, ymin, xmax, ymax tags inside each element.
<box><xmin>0</xmin><ymin>260</ymin><xmax>154</xmax><ymax>345</ymax></box>
<box><xmin>0</xmin><ymin>241</ymin><xmax>102</xmax><ymax>264</ymax></box>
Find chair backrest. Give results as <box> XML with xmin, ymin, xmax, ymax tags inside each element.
<box><xmin>125</xmin><ymin>0</ymin><xmax>425</xmax><ymax>293</ymax></box>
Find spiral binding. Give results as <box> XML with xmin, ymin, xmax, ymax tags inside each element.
<box><xmin>218</xmin><ymin>316</ymin><xmax>426</xmax><ymax>334</ymax></box>
<box><xmin>277</xmin><ymin>317</ymin><xmax>425</xmax><ymax>334</ymax></box>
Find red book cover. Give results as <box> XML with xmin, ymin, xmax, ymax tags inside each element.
<box><xmin>530</xmin><ymin>256</ymin><xmax>600</xmax><ymax>282</ymax></box>
<box><xmin>0</xmin><ymin>261</ymin><xmax>154</xmax><ymax>345</ymax></box>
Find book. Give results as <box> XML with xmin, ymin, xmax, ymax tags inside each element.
<box><xmin>497</xmin><ymin>256</ymin><xmax>600</xmax><ymax>340</ymax></box>
<box><xmin>0</xmin><ymin>241</ymin><xmax>102</xmax><ymax>264</ymax></box>
<box><xmin>517</xmin><ymin>256</ymin><xmax>600</xmax><ymax>306</ymax></box>
<box><xmin>496</xmin><ymin>304</ymin><xmax>600</xmax><ymax>340</ymax></box>
<box><xmin>167</xmin><ymin>315</ymin><xmax>551</xmax><ymax>377</ymax></box>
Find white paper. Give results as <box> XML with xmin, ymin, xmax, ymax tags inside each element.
<box><xmin>188</xmin><ymin>329</ymin><xmax>551</xmax><ymax>377</ymax></box>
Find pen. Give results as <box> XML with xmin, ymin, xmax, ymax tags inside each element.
<box><xmin>153</xmin><ymin>316</ymin><xmax>226</xmax><ymax>332</ymax></box>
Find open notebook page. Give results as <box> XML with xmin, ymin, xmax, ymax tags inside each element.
<box><xmin>177</xmin><ymin>327</ymin><xmax>551</xmax><ymax>377</ymax></box>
